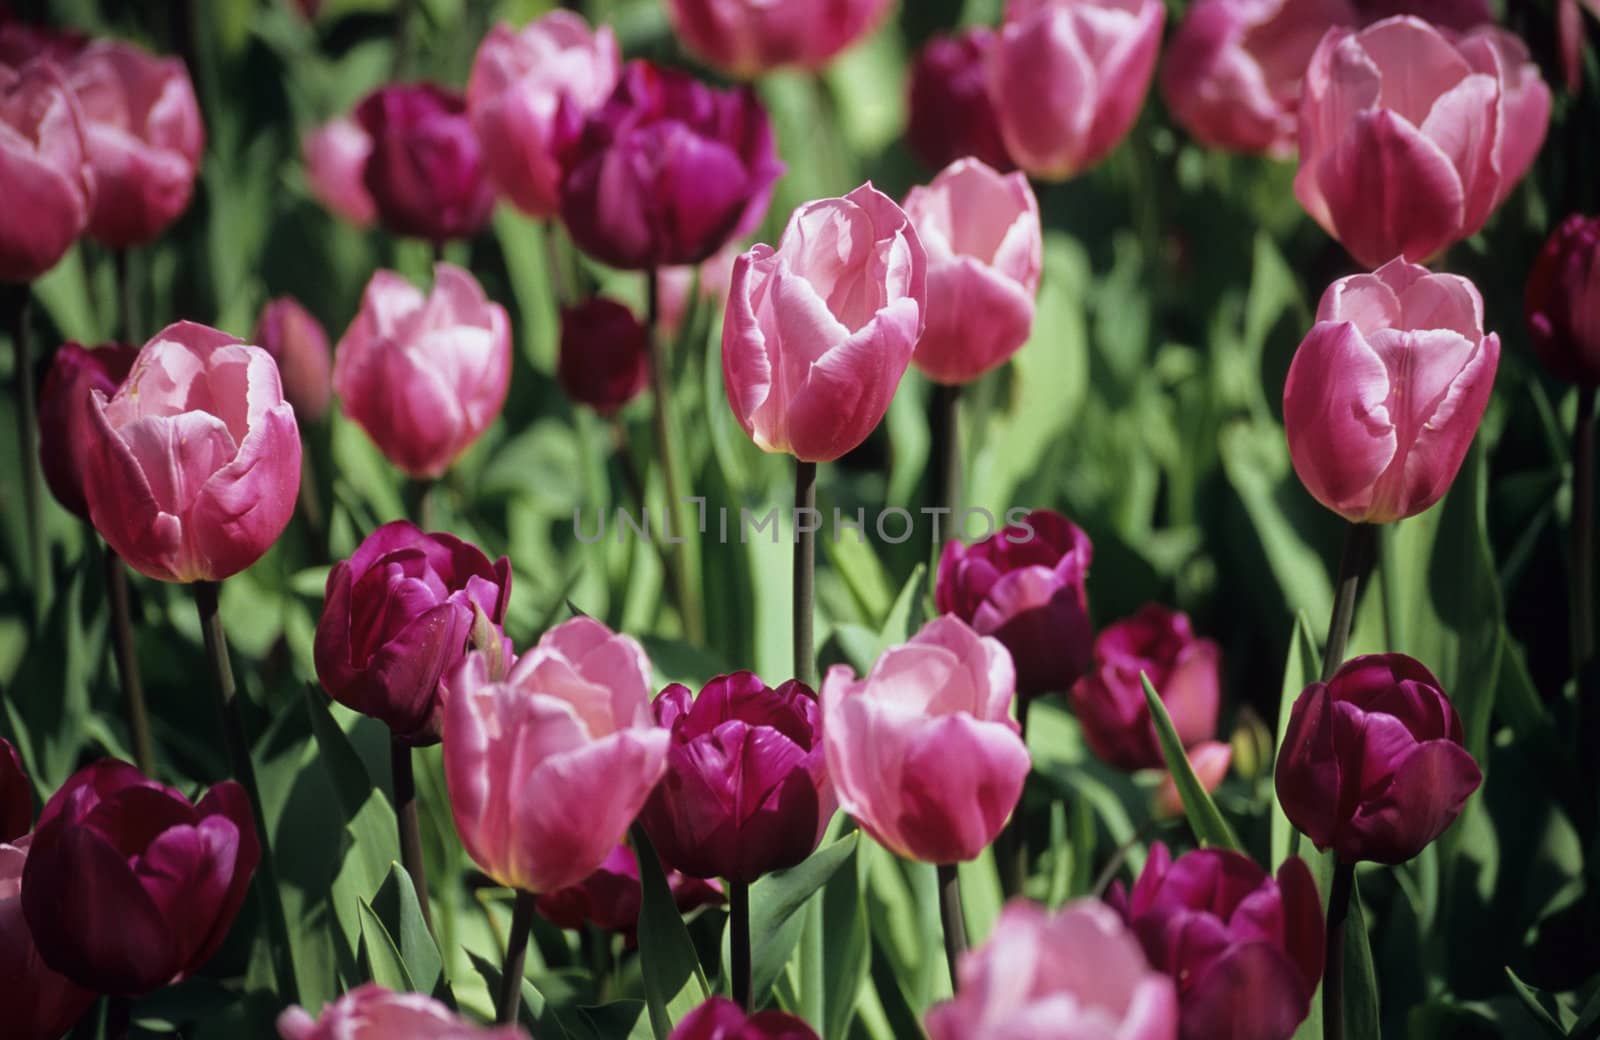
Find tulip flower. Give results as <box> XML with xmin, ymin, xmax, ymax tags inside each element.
<box><xmin>443</xmin><ymin>617</ymin><xmax>670</xmax><ymax>894</ymax></box>
<box><xmin>333</xmin><ymin>264</ymin><xmax>511</xmax><ymax>479</ymax></box>
<box><xmin>556</xmin><ymin>297</ymin><xmax>650</xmax><ymax>415</ymax></box>
<box><xmin>722</xmin><ymin>182</ymin><xmax>928</xmax><ymax>463</ymax></box>
<box><xmin>302</xmin><ymin>115</ymin><xmax>376</xmax><ymax>226</ymax></box>
<box><xmin>315</xmin><ymin>521</ymin><xmax>511</xmax><ymax>746</ymax></box>
<box><xmin>535</xmin><ymin>842</ymin><xmax>724</xmax><ymax>946</ymax></box>
<box><xmin>638</xmin><ymin>672</ymin><xmax>834</xmax><ymax>883</ymax></box>
<box><xmin>1526</xmin><ymin>214</ymin><xmax>1600</xmax><ymax>386</ymax></box>
<box><xmin>925</xmin><ymin>898</ymin><xmax>1179</xmax><ymax>1040</ymax></box>
<box><xmin>36</xmin><ymin>341</ymin><xmax>136</xmax><ymax>520</ymax></box>
<box><xmin>277</xmin><ymin>983</ymin><xmax>528</xmax><ymax>1040</ymax></box>
<box><xmin>355</xmin><ymin>83</ymin><xmax>495</xmax><ymax>243</ymax></box>
<box><xmin>821</xmin><ymin>615</ymin><xmax>1029</xmax><ymax>865</ymax></box>
<box><xmin>2</xmin><ymin>837</ymin><xmax>95</xmax><ymax>1040</ymax></box>
<box><xmin>665</xmin><ymin>0</ymin><xmax>894</xmax><ymax>79</ymax></box>
<box><xmin>1294</xmin><ymin>17</ymin><xmax>1550</xmax><ymax>268</ymax></box>
<box><xmin>0</xmin><ymin>21</ymin><xmax>87</xmax><ymax>69</ymax></box>
<box><xmin>1071</xmin><ymin>604</ymin><xmax>1222</xmax><ymax>772</ymax></box>
<box><xmin>987</xmin><ymin>0</ymin><xmax>1166</xmax><ymax>181</ymax></box>
<box><xmin>0</xmin><ymin>736</ymin><xmax>29</xmax><ymax>842</ymax></box>
<box><xmin>1283</xmin><ymin>259</ymin><xmax>1500</xmax><ymax>524</ymax></box>
<box><xmin>21</xmin><ymin>760</ymin><xmax>259</xmax><ymax>995</ymax></box>
<box><xmin>1276</xmin><ymin>653</ymin><xmax>1481</xmax><ymax>865</ymax></box>
<box><xmin>1160</xmin><ymin>0</ymin><xmax>1357</xmax><ymax>157</ymax></box>
<box><xmin>1351</xmin><ymin>0</ymin><xmax>1489</xmax><ymax>28</ymax></box>
<box><xmin>558</xmin><ymin>61</ymin><xmax>783</xmax><ymax>270</ymax></box>
<box><xmin>906</xmin><ymin>29</ymin><xmax>1014</xmax><ymax>173</ymax></box>
<box><xmin>1111</xmin><ymin>844</ymin><xmax>1324</xmax><ymax>1040</ymax></box>
<box><xmin>669</xmin><ymin>997</ymin><xmax>819</xmax><ymax>1040</ymax></box>
<box><xmin>467</xmin><ymin>11</ymin><xmax>619</xmax><ymax>219</ymax></box>
<box><xmin>81</xmin><ymin>321</ymin><xmax>302</xmax><ymax>584</ymax></box>
<box><xmin>66</xmin><ymin>40</ymin><xmax>203</xmax><ymax>249</ymax></box>
<box><xmin>0</xmin><ymin>59</ymin><xmax>95</xmax><ymax>283</ymax></box>
<box><xmin>254</xmin><ymin>296</ymin><xmax>333</xmax><ymax>423</ymax></box>
<box><xmin>1458</xmin><ymin>27</ymin><xmax>1551</xmax><ymax>211</ymax></box>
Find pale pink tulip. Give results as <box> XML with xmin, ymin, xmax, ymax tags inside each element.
<box><xmin>0</xmin><ymin>60</ymin><xmax>95</xmax><ymax>283</ymax></box>
<box><xmin>303</xmin><ymin>116</ymin><xmax>376</xmax><ymax>227</ymax></box>
<box><xmin>278</xmin><ymin>983</ymin><xmax>527</xmax><ymax>1040</ymax></box>
<box><xmin>666</xmin><ymin>0</ymin><xmax>895</xmax><ymax>78</ymax></box>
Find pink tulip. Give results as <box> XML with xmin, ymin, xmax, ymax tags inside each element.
<box><xmin>988</xmin><ymin>0</ymin><xmax>1166</xmax><ymax>181</ymax></box>
<box><xmin>82</xmin><ymin>321</ymin><xmax>301</xmax><ymax>583</ymax></box>
<box><xmin>0</xmin><ymin>59</ymin><xmax>95</xmax><ymax>283</ymax></box>
<box><xmin>0</xmin><ymin>21</ymin><xmax>87</xmax><ymax>70</ymax></box>
<box><xmin>254</xmin><ymin>296</ymin><xmax>333</xmax><ymax>422</ymax></box>
<box><xmin>1161</xmin><ymin>0</ymin><xmax>1357</xmax><ymax>157</ymax></box>
<box><xmin>66</xmin><ymin>40</ymin><xmax>203</xmax><ymax>249</ymax></box>
<box><xmin>278</xmin><ymin>983</ymin><xmax>528</xmax><ymax>1040</ymax></box>
<box><xmin>925</xmin><ymin>898</ymin><xmax>1179</xmax><ymax>1040</ymax></box>
<box><xmin>821</xmin><ymin>615</ymin><xmax>1029</xmax><ymax>865</ymax></box>
<box><xmin>665</xmin><ymin>0</ymin><xmax>895</xmax><ymax>78</ymax></box>
<box><xmin>442</xmin><ymin>617</ymin><xmax>670</xmax><ymax>894</ymax></box>
<box><xmin>302</xmin><ymin>116</ymin><xmax>376</xmax><ymax>227</ymax></box>
<box><xmin>903</xmin><ymin>158</ymin><xmax>1041</xmax><ymax>386</ymax></box>
<box><xmin>36</xmin><ymin>341</ymin><xmax>137</xmax><ymax>520</ymax></box>
<box><xmin>1351</xmin><ymin>0</ymin><xmax>1490</xmax><ymax>28</ymax></box>
<box><xmin>1153</xmin><ymin>740</ymin><xmax>1233</xmax><ymax>819</ymax></box>
<box><xmin>1294</xmin><ymin>17</ymin><xmax>1549</xmax><ymax>268</ymax></box>
<box><xmin>467</xmin><ymin>12</ymin><xmax>619</xmax><ymax>219</ymax></box>
<box><xmin>1283</xmin><ymin>259</ymin><xmax>1499</xmax><ymax>524</ymax></box>
<box><xmin>2</xmin><ymin>837</ymin><xmax>95</xmax><ymax>1040</ymax></box>
<box><xmin>333</xmin><ymin>264</ymin><xmax>511</xmax><ymax>479</ymax></box>
<box><xmin>722</xmin><ymin>183</ymin><xmax>927</xmax><ymax>463</ymax></box>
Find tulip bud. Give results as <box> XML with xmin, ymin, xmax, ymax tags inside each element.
<box><xmin>665</xmin><ymin>0</ymin><xmax>894</xmax><ymax>79</ymax></box>
<box><xmin>1070</xmin><ymin>604</ymin><xmax>1222</xmax><ymax>772</ymax></box>
<box><xmin>722</xmin><ymin>182</ymin><xmax>928</xmax><ymax>462</ymax></box>
<box><xmin>355</xmin><ymin>83</ymin><xmax>495</xmax><ymax>244</ymax></box>
<box><xmin>2</xmin><ymin>836</ymin><xmax>95</xmax><ymax>1040</ymax></box>
<box><xmin>36</xmin><ymin>341</ymin><xmax>136</xmax><ymax>520</ymax></box>
<box><xmin>925</xmin><ymin>898</ymin><xmax>1179</xmax><ymax>1040</ymax></box>
<box><xmin>82</xmin><ymin>321</ymin><xmax>302</xmax><ymax>584</ymax></box>
<box><xmin>254</xmin><ymin>296</ymin><xmax>333</xmax><ymax>423</ymax></box>
<box><xmin>1275</xmin><ymin>653</ymin><xmax>1481</xmax><ymax>865</ymax></box>
<box><xmin>906</xmin><ymin>29</ymin><xmax>1015</xmax><ymax>173</ymax></box>
<box><xmin>1</xmin><ymin>58</ymin><xmax>94</xmax><ymax>284</ymax></box>
<box><xmin>302</xmin><ymin>116</ymin><xmax>376</xmax><ymax>227</ymax></box>
<box><xmin>1283</xmin><ymin>259</ymin><xmax>1499</xmax><ymax>524</ymax></box>
<box><xmin>1111</xmin><ymin>844</ymin><xmax>1324</xmax><ymax>1040</ymax></box>
<box><xmin>1</xmin><ymin>737</ymin><xmax>29</xmax><ymax>842</ymax></box>
<box><xmin>277</xmin><ymin>983</ymin><xmax>528</xmax><ymax>1040</ymax></box>
<box><xmin>22</xmin><ymin>760</ymin><xmax>259</xmax><ymax>995</ymax></box>
<box><xmin>1351</xmin><ymin>0</ymin><xmax>1490</xmax><ymax>28</ymax></box>
<box><xmin>0</xmin><ymin>20</ymin><xmax>88</xmax><ymax>69</ymax></box>
<box><xmin>1526</xmin><ymin>215</ymin><xmax>1600</xmax><ymax>386</ymax></box>
<box><xmin>669</xmin><ymin>997</ymin><xmax>819</xmax><ymax>1040</ymax></box>
<box><xmin>557</xmin><ymin>298</ymin><xmax>650</xmax><ymax>415</ymax></box>
<box><xmin>535</xmin><ymin>842</ymin><xmax>724</xmax><ymax>948</ymax></box>
<box><xmin>1152</xmin><ymin>740</ymin><xmax>1232</xmax><ymax>819</ymax></box>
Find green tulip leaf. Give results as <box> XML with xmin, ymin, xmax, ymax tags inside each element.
<box><xmin>1141</xmin><ymin>672</ymin><xmax>1242</xmax><ymax>852</ymax></box>
<box><xmin>631</xmin><ymin>824</ymin><xmax>710</xmax><ymax>1039</ymax></box>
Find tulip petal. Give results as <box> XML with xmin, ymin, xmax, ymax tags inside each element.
<box><xmin>1283</xmin><ymin>320</ymin><xmax>1397</xmax><ymax>520</ymax></box>
<box><xmin>895</xmin><ymin>713</ymin><xmax>1030</xmax><ymax>863</ymax></box>
<box><xmin>1343</xmin><ymin>739</ymin><xmax>1481</xmax><ymax>864</ymax></box>
<box><xmin>1273</xmin><ymin>683</ymin><xmax>1342</xmax><ymax>852</ymax></box>
<box><xmin>1183</xmin><ymin>941</ymin><xmax>1313</xmax><ymax>1040</ymax></box>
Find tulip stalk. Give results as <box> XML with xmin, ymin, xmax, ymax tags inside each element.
<box><xmin>937</xmin><ymin>862</ymin><xmax>967</xmax><ymax>991</ymax></box>
<box><xmin>931</xmin><ymin>383</ymin><xmax>962</xmax><ymax>538</ymax></box>
<box><xmin>645</xmin><ymin>269</ymin><xmax>705</xmax><ymax>645</ymax></box>
<box><xmin>1323</xmin><ymin>861</ymin><xmax>1355</xmax><ymax>1040</ymax></box>
<box><xmin>496</xmin><ymin>890</ymin><xmax>536</xmax><ymax>1025</ymax></box>
<box><xmin>794</xmin><ymin>459</ymin><xmax>817</xmax><ymax>688</ymax></box>
<box><xmin>391</xmin><ymin>737</ymin><xmax>435</xmax><ymax>934</ymax></box>
<box><xmin>1576</xmin><ymin>388</ymin><xmax>1599</xmax><ymax>830</ymax></box>
<box><xmin>730</xmin><ymin>880</ymin><xmax>752</xmax><ymax>1009</ymax></box>
<box><xmin>4</xmin><ymin>282</ymin><xmax>48</xmax><ymax>627</ymax></box>
<box><xmin>104</xmin><ymin>546</ymin><xmax>156</xmax><ymax>776</ymax></box>
<box><xmin>1321</xmin><ymin>523</ymin><xmax>1376</xmax><ymax>683</ymax></box>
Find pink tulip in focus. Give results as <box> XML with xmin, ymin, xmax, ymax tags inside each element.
<box><xmin>66</xmin><ymin>40</ymin><xmax>203</xmax><ymax>249</ymax></box>
<box><xmin>1153</xmin><ymin>740</ymin><xmax>1233</xmax><ymax>819</ymax></box>
<box><xmin>1283</xmin><ymin>259</ymin><xmax>1499</xmax><ymax>524</ymax></box>
<box><xmin>669</xmin><ymin>997</ymin><xmax>819</xmax><ymax>1040</ymax></box>
<box><xmin>1526</xmin><ymin>215</ymin><xmax>1600</xmax><ymax>386</ymax></box>
<box><xmin>1457</xmin><ymin>25</ymin><xmax>1552</xmax><ymax>210</ymax></box>
<box><xmin>988</xmin><ymin>0</ymin><xmax>1166</xmax><ymax>181</ymax></box>
<box><xmin>302</xmin><ymin>116</ymin><xmax>376</xmax><ymax>227</ymax></box>
<box><xmin>906</xmin><ymin>29</ymin><xmax>1015</xmax><ymax>173</ymax></box>
<box><xmin>333</xmin><ymin>264</ymin><xmax>511</xmax><ymax>479</ymax></box>
<box><xmin>82</xmin><ymin>321</ymin><xmax>301</xmax><ymax>584</ymax></box>
<box><xmin>442</xmin><ymin>617</ymin><xmax>670</xmax><ymax>894</ymax></box>
<box><xmin>722</xmin><ymin>183</ymin><xmax>927</xmax><ymax>462</ymax></box>
<box><xmin>37</xmin><ymin>341</ymin><xmax>137</xmax><ymax>520</ymax></box>
<box><xmin>821</xmin><ymin>615</ymin><xmax>1029</xmax><ymax>865</ymax></box>
<box><xmin>925</xmin><ymin>898</ymin><xmax>1179</xmax><ymax>1040</ymax></box>
<box><xmin>355</xmin><ymin>83</ymin><xmax>495</xmax><ymax>243</ymax></box>
<box><xmin>903</xmin><ymin>158</ymin><xmax>1041</xmax><ymax>386</ymax></box>
<box><xmin>0</xmin><ymin>60</ymin><xmax>95</xmax><ymax>283</ymax></box>
<box><xmin>277</xmin><ymin>983</ymin><xmax>528</xmax><ymax>1040</ymax></box>
<box><xmin>254</xmin><ymin>296</ymin><xmax>333</xmax><ymax>422</ymax></box>
<box><xmin>2</xmin><ymin>837</ymin><xmax>95</xmax><ymax>1040</ymax></box>
<box><xmin>468</xmin><ymin>12</ymin><xmax>619</xmax><ymax>219</ymax></box>
<box><xmin>666</xmin><ymin>0</ymin><xmax>894</xmax><ymax>78</ymax></box>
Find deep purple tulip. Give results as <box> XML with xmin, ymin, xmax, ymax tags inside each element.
<box><xmin>1111</xmin><ymin>843</ymin><xmax>1324</xmax><ymax>1040</ymax></box>
<box><xmin>638</xmin><ymin>672</ymin><xmax>834</xmax><ymax>883</ymax></box>
<box><xmin>558</xmin><ymin>60</ymin><xmax>783</xmax><ymax>270</ymax></box>
<box><xmin>1526</xmin><ymin>214</ymin><xmax>1600</xmax><ymax>386</ymax></box>
<box><xmin>1275</xmin><ymin>653</ymin><xmax>1482</xmax><ymax>865</ymax></box>
<box><xmin>557</xmin><ymin>297</ymin><xmax>650</xmax><ymax>415</ymax></box>
<box><xmin>2</xmin><ymin>836</ymin><xmax>95</xmax><ymax>1040</ymax></box>
<box><xmin>355</xmin><ymin>83</ymin><xmax>496</xmax><ymax>243</ymax></box>
<box><xmin>315</xmin><ymin>521</ymin><xmax>511</xmax><ymax>746</ymax></box>
<box><xmin>936</xmin><ymin>509</ymin><xmax>1093</xmax><ymax>699</ymax></box>
<box><xmin>1</xmin><ymin>737</ymin><xmax>30</xmax><ymax>842</ymax></box>
<box><xmin>906</xmin><ymin>29</ymin><xmax>1014</xmax><ymax>173</ymax></box>
<box><xmin>36</xmin><ymin>343</ymin><xmax>137</xmax><ymax>521</ymax></box>
<box><xmin>669</xmin><ymin>997</ymin><xmax>819</xmax><ymax>1040</ymax></box>
<box><xmin>21</xmin><ymin>760</ymin><xmax>259</xmax><ymax>996</ymax></box>
<box><xmin>535</xmin><ymin>842</ymin><xmax>725</xmax><ymax>947</ymax></box>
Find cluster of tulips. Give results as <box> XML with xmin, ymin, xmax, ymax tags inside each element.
<box><xmin>3</xmin><ymin>0</ymin><xmax>1599</xmax><ymax>1038</ymax></box>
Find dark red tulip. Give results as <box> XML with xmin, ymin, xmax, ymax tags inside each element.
<box><xmin>1526</xmin><ymin>214</ymin><xmax>1600</xmax><ymax>386</ymax></box>
<box><xmin>36</xmin><ymin>342</ymin><xmax>137</xmax><ymax>520</ymax></box>
<box><xmin>669</xmin><ymin>997</ymin><xmax>819</xmax><ymax>1040</ymax></box>
<box><xmin>355</xmin><ymin>83</ymin><xmax>496</xmax><ymax>243</ymax></box>
<box><xmin>535</xmin><ymin>842</ymin><xmax>724</xmax><ymax>947</ymax></box>
<box><xmin>556</xmin><ymin>297</ymin><xmax>650</xmax><ymax>415</ymax></box>
<box><xmin>2</xmin><ymin>836</ymin><xmax>95</xmax><ymax>1040</ymax></box>
<box><xmin>905</xmin><ymin>29</ymin><xmax>1014</xmax><ymax>173</ymax></box>
<box><xmin>1</xmin><ymin>736</ymin><xmax>30</xmax><ymax>842</ymax></box>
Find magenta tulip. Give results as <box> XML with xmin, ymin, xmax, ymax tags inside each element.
<box><xmin>467</xmin><ymin>12</ymin><xmax>619</xmax><ymax>219</ymax></box>
<box><xmin>302</xmin><ymin>115</ymin><xmax>376</xmax><ymax>227</ymax></box>
<box><xmin>821</xmin><ymin>615</ymin><xmax>1029</xmax><ymax>865</ymax></box>
<box><xmin>669</xmin><ymin>997</ymin><xmax>819</xmax><ymax>1040</ymax></box>
<box><xmin>355</xmin><ymin>83</ymin><xmax>495</xmax><ymax>243</ymax></box>
<box><xmin>333</xmin><ymin>264</ymin><xmax>512</xmax><ymax>479</ymax></box>
<box><xmin>557</xmin><ymin>297</ymin><xmax>650</xmax><ymax>415</ymax></box>
<box><xmin>1071</xmin><ymin>604</ymin><xmax>1222</xmax><ymax>772</ymax></box>
<box><xmin>988</xmin><ymin>0</ymin><xmax>1166</xmax><ymax>181</ymax></box>
<box><xmin>666</xmin><ymin>0</ymin><xmax>893</xmax><ymax>78</ymax></box>
<box><xmin>1</xmin><ymin>736</ymin><xmax>29</xmax><ymax>842</ymax></box>
<box><xmin>36</xmin><ymin>341</ymin><xmax>136</xmax><ymax>520</ymax></box>
<box><xmin>1</xmin><ymin>837</ymin><xmax>94</xmax><ymax>1040</ymax></box>
<box><xmin>1283</xmin><ymin>259</ymin><xmax>1499</xmax><ymax>524</ymax></box>
<box><xmin>535</xmin><ymin>842</ymin><xmax>724</xmax><ymax>946</ymax></box>
<box><xmin>906</xmin><ymin>29</ymin><xmax>1014</xmax><ymax>173</ymax></box>
<box><xmin>638</xmin><ymin>672</ymin><xmax>834</xmax><ymax>883</ymax></box>
<box><xmin>82</xmin><ymin>321</ymin><xmax>302</xmax><ymax>583</ymax></box>
<box><xmin>925</xmin><ymin>898</ymin><xmax>1179</xmax><ymax>1040</ymax></box>
<box><xmin>1111</xmin><ymin>844</ymin><xmax>1323</xmax><ymax>1040</ymax></box>
<box><xmin>254</xmin><ymin>296</ymin><xmax>333</xmax><ymax>422</ymax></box>
<box><xmin>22</xmin><ymin>760</ymin><xmax>259</xmax><ymax>995</ymax></box>
<box><xmin>278</xmin><ymin>983</ymin><xmax>528</xmax><ymax>1040</ymax></box>
<box><xmin>1526</xmin><ymin>214</ymin><xmax>1600</xmax><ymax>386</ymax></box>
<box><xmin>0</xmin><ymin>59</ymin><xmax>94</xmax><ymax>283</ymax></box>
<box><xmin>443</xmin><ymin>617</ymin><xmax>670</xmax><ymax>894</ymax></box>
<box><xmin>1275</xmin><ymin>653</ymin><xmax>1482</xmax><ymax>865</ymax></box>
<box><xmin>722</xmin><ymin>182</ymin><xmax>927</xmax><ymax>462</ymax></box>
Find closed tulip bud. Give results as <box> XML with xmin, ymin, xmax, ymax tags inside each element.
<box><xmin>2</xmin><ymin>837</ymin><xmax>94</xmax><ymax>1040</ymax></box>
<box><xmin>37</xmin><ymin>341</ymin><xmax>136</xmax><ymax>520</ymax></box>
<box><xmin>822</xmin><ymin>616</ymin><xmax>1029</xmax><ymax>865</ymax></box>
<box><xmin>22</xmin><ymin>760</ymin><xmax>259</xmax><ymax>995</ymax></box>
<box><xmin>669</xmin><ymin>997</ymin><xmax>819</xmax><ymax>1040</ymax></box>
<box><xmin>1071</xmin><ymin>604</ymin><xmax>1222</xmax><ymax>772</ymax></box>
<box><xmin>535</xmin><ymin>842</ymin><xmax>724</xmax><ymax>947</ymax></box>
<box><xmin>1</xmin><ymin>737</ymin><xmax>29</xmax><ymax>842</ymax></box>
<box><xmin>557</xmin><ymin>298</ymin><xmax>649</xmax><ymax>415</ymax></box>
<box><xmin>277</xmin><ymin>984</ymin><xmax>528</xmax><ymax>1040</ymax></box>
<box><xmin>666</xmin><ymin>0</ymin><xmax>893</xmax><ymax>78</ymax></box>
<box><xmin>254</xmin><ymin>296</ymin><xmax>333</xmax><ymax>423</ymax></box>
<box><xmin>1152</xmin><ymin>740</ymin><xmax>1232</xmax><ymax>819</ymax></box>
<box><xmin>723</xmin><ymin>183</ymin><xmax>927</xmax><ymax>462</ymax></box>
<box><xmin>925</xmin><ymin>898</ymin><xmax>1179</xmax><ymax>1040</ymax></box>
<box><xmin>559</xmin><ymin>61</ymin><xmax>783</xmax><ymax>270</ymax></box>
<box><xmin>355</xmin><ymin>83</ymin><xmax>495</xmax><ymax>243</ymax></box>
<box><xmin>83</xmin><ymin>321</ymin><xmax>302</xmax><ymax>583</ymax></box>
<box><xmin>66</xmin><ymin>40</ymin><xmax>203</xmax><ymax>249</ymax></box>
<box><xmin>1275</xmin><ymin>654</ymin><xmax>1481</xmax><ymax>865</ymax></box>
<box><xmin>1</xmin><ymin>59</ymin><xmax>94</xmax><ymax>283</ymax></box>
<box><xmin>443</xmin><ymin>618</ymin><xmax>670</xmax><ymax>894</ymax></box>
<box><xmin>1283</xmin><ymin>259</ymin><xmax>1499</xmax><ymax>524</ymax></box>
<box><xmin>988</xmin><ymin>0</ymin><xmax>1166</xmax><ymax>181</ymax></box>
<box><xmin>906</xmin><ymin>30</ymin><xmax>1015</xmax><ymax>173</ymax></box>
<box><xmin>638</xmin><ymin>673</ymin><xmax>834</xmax><ymax>883</ymax></box>
<box><xmin>468</xmin><ymin>12</ymin><xmax>619</xmax><ymax>220</ymax></box>
<box><xmin>302</xmin><ymin>116</ymin><xmax>376</xmax><ymax>227</ymax></box>
<box><xmin>333</xmin><ymin>264</ymin><xmax>511</xmax><ymax>479</ymax></box>
<box><xmin>1526</xmin><ymin>215</ymin><xmax>1600</xmax><ymax>386</ymax></box>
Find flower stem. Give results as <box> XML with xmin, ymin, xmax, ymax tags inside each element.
<box><xmin>646</xmin><ymin>269</ymin><xmax>705</xmax><ymax>645</ymax></box>
<box><xmin>107</xmin><ymin>995</ymin><xmax>132</xmax><ymax>1040</ymax></box>
<box><xmin>931</xmin><ymin>382</ymin><xmax>961</xmax><ymax>553</ymax></box>
<box><xmin>997</xmin><ymin>700</ymin><xmax>1030</xmax><ymax>898</ymax></box>
<box><xmin>1323</xmin><ymin>860</ymin><xmax>1355</xmax><ymax>1040</ymax></box>
<box><xmin>1321</xmin><ymin>523</ymin><xmax>1377</xmax><ymax>683</ymax></box>
<box><xmin>115</xmin><ymin>249</ymin><xmax>138</xmax><ymax>343</ymax></box>
<box><xmin>1574</xmin><ymin>388</ymin><xmax>1598</xmax><ymax>833</ymax></box>
<box><xmin>730</xmin><ymin>880</ymin><xmax>752</xmax><ymax>1009</ymax></box>
<box><xmin>391</xmin><ymin>736</ymin><xmax>435</xmax><ymax>935</ymax></box>
<box><xmin>105</xmin><ymin>548</ymin><xmax>156</xmax><ymax>776</ymax></box>
<box><xmin>794</xmin><ymin>458</ymin><xmax>817</xmax><ymax>688</ymax></box>
<box><xmin>937</xmin><ymin>862</ymin><xmax>967</xmax><ymax>992</ymax></box>
<box><xmin>4</xmin><ymin>282</ymin><xmax>48</xmax><ymax>627</ymax></box>
<box><xmin>497</xmin><ymin>890</ymin><xmax>537</xmax><ymax>1025</ymax></box>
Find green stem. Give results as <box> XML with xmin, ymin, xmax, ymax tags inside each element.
<box><xmin>1323</xmin><ymin>861</ymin><xmax>1355</xmax><ymax>1040</ymax></box>
<box><xmin>1321</xmin><ymin>523</ymin><xmax>1377</xmax><ymax>683</ymax></box>
<box><xmin>497</xmin><ymin>890</ymin><xmax>537</xmax><ymax>1025</ymax></box>
<box><xmin>794</xmin><ymin>459</ymin><xmax>817</xmax><ymax>688</ymax></box>
<box><xmin>931</xmin><ymin>383</ymin><xmax>961</xmax><ymax>553</ymax></box>
<box><xmin>391</xmin><ymin>736</ymin><xmax>434</xmax><ymax>935</ymax></box>
<box><xmin>5</xmin><ymin>282</ymin><xmax>47</xmax><ymax>626</ymax></box>
<box><xmin>730</xmin><ymin>880</ymin><xmax>752</xmax><ymax>1009</ymax></box>
<box><xmin>937</xmin><ymin>862</ymin><xmax>967</xmax><ymax>992</ymax></box>
<box><xmin>105</xmin><ymin>549</ymin><xmax>156</xmax><ymax>777</ymax></box>
<box><xmin>115</xmin><ymin>249</ymin><xmax>138</xmax><ymax>343</ymax></box>
<box><xmin>646</xmin><ymin>269</ymin><xmax>705</xmax><ymax>645</ymax></box>
<box><xmin>1574</xmin><ymin>388</ymin><xmax>1597</xmax><ymax>834</ymax></box>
